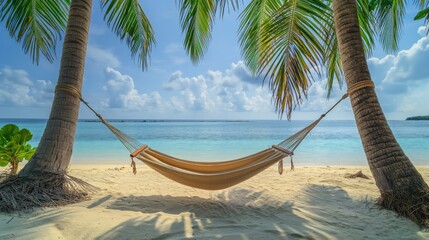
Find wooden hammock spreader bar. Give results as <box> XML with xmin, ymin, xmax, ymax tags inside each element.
<box><xmin>271</xmin><ymin>145</ymin><xmax>294</xmax><ymax>174</ymax></box>
<box><xmin>130</xmin><ymin>144</ymin><xmax>148</xmax><ymax>158</ymax></box>
<box><xmin>271</xmin><ymin>145</ymin><xmax>294</xmax><ymax>156</ymax></box>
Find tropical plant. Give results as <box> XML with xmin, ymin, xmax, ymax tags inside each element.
<box><xmin>0</xmin><ymin>0</ymin><xmax>154</xmax><ymax>211</ymax></box>
<box><xmin>0</xmin><ymin>124</ymin><xmax>37</xmax><ymax>175</ymax></box>
<box><xmin>178</xmin><ymin>0</ymin><xmax>429</xmax><ymax>227</ymax></box>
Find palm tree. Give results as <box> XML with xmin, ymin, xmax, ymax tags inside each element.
<box><xmin>332</xmin><ymin>0</ymin><xmax>429</xmax><ymax>227</ymax></box>
<box><xmin>178</xmin><ymin>0</ymin><xmax>429</xmax><ymax>227</ymax></box>
<box><xmin>0</xmin><ymin>0</ymin><xmax>154</xmax><ymax>211</ymax></box>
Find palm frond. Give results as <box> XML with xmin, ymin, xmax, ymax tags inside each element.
<box><xmin>323</xmin><ymin>24</ymin><xmax>343</xmax><ymax>97</ymax></box>
<box><xmin>215</xmin><ymin>0</ymin><xmax>241</xmax><ymax>17</ymax></box>
<box><xmin>322</xmin><ymin>0</ymin><xmax>375</xmax><ymax>96</ymax></box>
<box><xmin>178</xmin><ymin>0</ymin><xmax>216</xmax><ymax>64</ymax></box>
<box><xmin>414</xmin><ymin>0</ymin><xmax>429</xmax><ymax>34</ymax></box>
<box><xmin>101</xmin><ymin>0</ymin><xmax>155</xmax><ymax>70</ymax></box>
<box><xmin>371</xmin><ymin>0</ymin><xmax>406</xmax><ymax>53</ymax></box>
<box><xmin>240</xmin><ymin>0</ymin><xmax>330</xmax><ymax>118</ymax></box>
<box><xmin>0</xmin><ymin>0</ymin><xmax>70</xmax><ymax>64</ymax></box>
<box><xmin>238</xmin><ymin>0</ymin><xmax>283</xmax><ymax>73</ymax></box>
<box><xmin>415</xmin><ymin>7</ymin><xmax>429</xmax><ymax>34</ymax></box>
<box><xmin>411</xmin><ymin>0</ymin><xmax>429</xmax><ymax>9</ymax></box>
<box><xmin>357</xmin><ymin>0</ymin><xmax>376</xmax><ymax>55</ymax></box>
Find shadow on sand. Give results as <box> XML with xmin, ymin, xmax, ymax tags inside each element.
<box><xmin>95</xmin><ymin>184</ymin><xmax>416</xmax><ymax>240</ymax></box>
<box><xmin>1</xmin><ymin>184</ymin><xmax>423</xmax><ymax>239</ymax></box>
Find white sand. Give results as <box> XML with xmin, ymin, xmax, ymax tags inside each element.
<box><xmin>0</xmin><ymin>164</ymin><xmax>428</xmax><ymax>240</ymax></box>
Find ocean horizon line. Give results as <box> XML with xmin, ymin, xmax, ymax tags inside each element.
<box><xmin>0</xmin><ymin>118</ymin><xmax>415</xmax><ymax>123</ymax></box>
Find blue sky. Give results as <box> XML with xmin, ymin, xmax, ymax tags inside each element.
<box><xmin>0</xmin><ymin>2</ymin><xmax>428</xmax><ymax>120</ymax></box>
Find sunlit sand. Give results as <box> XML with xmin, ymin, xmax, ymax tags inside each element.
<box><xmin>1</xmin><ymin>164</ymin><xmax>428</xmax><ymax>239</ymax></box>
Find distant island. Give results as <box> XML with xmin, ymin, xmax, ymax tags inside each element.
<box><xmin>406</xmin><ymin>115</ymin><xmax>429</xmax><ymax>120</ymax></box>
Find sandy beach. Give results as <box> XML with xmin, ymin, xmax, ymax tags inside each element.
<box><xmin>0</xmin><ymin>164</ymin><xmax>428</xmax><ymax>240</ymax></box>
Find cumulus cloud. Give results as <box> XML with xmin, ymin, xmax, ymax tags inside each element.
<box><xmin>417</xmin><ymin>26</ymin><xmax>427</xmax><ymax>36</ymax></box>
<box><xmin>366</xmin><ymin>26</ymin><xmax>429</xmax><ymax>116</ymax></box>
<box><xmin>100</xmin><ymin>27</ymin><xmax>429</xmax><ymax>120</ymax></box>
<box><xmin>0</xmin><ymin>66</ymin><xmax>53</xmax><ymax>107</ymax></box>
<box><xmin>102</xmin><ymin>67</ymin><xmax>162</xmax><ymax>110</ymax></box>
<box><xmin>163</xmin><ymin>61</ymin><xmax>272</xmax><ymax>113</ymax></box>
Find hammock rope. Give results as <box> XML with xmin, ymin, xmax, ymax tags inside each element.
<box><xmin>53</xmin><ymin>80</ymin><xmax>375</xmax><ymax>190</ymax></box>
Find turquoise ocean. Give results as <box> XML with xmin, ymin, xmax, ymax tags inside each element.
<box><xmin>1</xmin><ymin>119</ymin><xmax>428</xmax><ymax>166</ymax></box>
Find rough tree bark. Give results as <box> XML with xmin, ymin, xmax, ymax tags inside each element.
<box><xmin>332</xmin><ymin>0</ymin><xmax>429</xmax><ymax>227</ymax></box>
<box><xmin>20</xmin><ymin>0</ymin><xmax>92</xmax><ymax>176</ymax></box>
<box><xmin>0</xmin><ymin>0</ymin><xmax>96</xmax><ymax>211</ymax></box>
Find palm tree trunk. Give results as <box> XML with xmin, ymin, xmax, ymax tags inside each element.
<box><xmin>332</xmin><ymin>0</ymin><xmax>429</xmax><ymax>227</ymax></box>
<box><xmin>0</xmin><ymin>0</ymin><xmax>95</xmax><ymax>212</ymax></box>
<box><xmin>20</xmin><ymin>0</ymin><xmax>92</xmax><ymax>176</ymax></box>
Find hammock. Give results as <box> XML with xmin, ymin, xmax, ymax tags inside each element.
<box><xmin>55</xmin><ymin>81</ymin><xmax>374</xmax><ymax>190</ymax></box>
<box><xmin>76</xmin><ymin>101</ymin><xmax>336</xmax><ymax>190</ymax></box>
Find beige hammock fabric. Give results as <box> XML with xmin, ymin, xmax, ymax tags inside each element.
<box><xmin>132</xmin><ymin>145</ymin><xmax>291</xmax><ymax>190</ymax></box>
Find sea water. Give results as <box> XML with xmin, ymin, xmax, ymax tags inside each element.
<box><xmin>1</xmin><ymin>119</ymin><xmax>428</xmax><ymax>166</ymax></box>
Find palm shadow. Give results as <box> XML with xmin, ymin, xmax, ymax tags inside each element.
<box><xmin>96</xmin><ymin>186</ymin><xmax>368</xmax><ymax>240</ymax></box>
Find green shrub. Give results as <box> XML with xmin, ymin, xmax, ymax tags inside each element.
<box><xmin>0</xmin><ymin>124</ymin><xmax>37</xmax><ymax>174</ymax></box>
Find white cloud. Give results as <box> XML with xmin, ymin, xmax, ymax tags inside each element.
<box><xmin>296</xmin><ymin>26</ymin><xmax>429</xmax><ymax>119</ymax></box>
<box><xmin>0</xmin><ymin>66</ymin><xmax>53</xmax><ymax>107</ymax></box>
<box><xmin>163</xmin><ymin>61</ymin><xmax>273</xmax><ymax>113</ymax></box>
<box><xmin>87</xmin><ymin>45</ymin><xmax>120</xmax><ymax>68</ymax></box>
<box><xmin>366</xmin><ymin>28</ymin><xmax>429</xmax><ymax>117</ymax></box>
<box><xmin>98</xmin><ymin>28</ymin><xmax>429</xmax><ymax>120</ymax></box>
<box><xmin>102</xmin><ymin>67</ymin><xmax>162</xmax><ymax>110</ymax></box>
<box><xmin>417</xmin><ymin>26</ymin><xmax>427</xmax><ymax>37</ymax></box>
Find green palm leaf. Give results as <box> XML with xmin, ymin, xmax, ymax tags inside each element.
<box><xmin>0</xmin><ymin>0</ymin><xmax>69</xmax><ymax>63</ymax></box>
<box><xmin>215</xmin><ymin>0</ymin><xmax>241</xmax><ymax>17</ymax></box>
<box><xmin>323</xmin><ymin>23</ymin><xmax>343</xmax><ymax>97</ymax></box>
<box><xmin>238</xmin><ymin>0</ymin><xmax>283</xmax><ymax>73</ymax></box>
<box><xmin>414</xmin><ymin>1</ymin><xmax>429</xmax><ymax>34</ymax></box>
<box><xmin>178</xmin><ymin>0</ymin><xmax>216</xmax><ymax>64</ymax></box>
<box><xmin>415</xmin><ymin>7</ymin><xmax>429</xmax><ymax>35</ymax></box>
<box><xmin>355</xmin><ymin>0</ymin><xmax>376</xmax><ymax>55</ymax></box>
<box><xmin>178</xmin><ymin>0</ymin><xmax>242</xmax><ymax>63</ymax></box>
<box><xmin>323</xmin><ymin>0</ymin><xmax>375</xmax><ymax>96</ymax></box>
<box><xmin>371</xmin><ymin>0</ymin><xmax>406</xmax><ymax>52</ymax></box>
<box><xmin>239</xmin><ymin>0</ymin><xmax>330</xmax><ymax>118</ymax></box>
<box><xmin>101</xmin><ymin>0</ymin><xmax>155</xmax><ymax>70</ymax></box>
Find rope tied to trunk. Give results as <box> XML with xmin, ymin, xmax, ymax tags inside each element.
<box><xmin>55</xmin><ymin>84</ymin><xmax>82</xmax><ymax>99</ymax></box>
<box><xmin>347</xmin><ymin>80</ymin><xmax>374</xmax><ymax>96</ymax></box>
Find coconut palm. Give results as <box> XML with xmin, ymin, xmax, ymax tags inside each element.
<box><xmin>0</xmin><ymin>0</ymin><xmax>155</xmax><ymax>210</ymax></box>
<box><xmin>178</xmin><ymin>0</ymin><xmax>429</xmax><ymax>227</ymax></box>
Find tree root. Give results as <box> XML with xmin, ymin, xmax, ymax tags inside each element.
<box><xmin>378</xmin><ymin>190</ymin><xmax>429</xmax><ymax>228</ymax></box>
<box><xmin>0</xmin><ymin>172</ymin><xmax>98</xmax><ymax>212</ymax></box>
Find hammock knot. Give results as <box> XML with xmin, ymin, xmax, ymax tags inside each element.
<box><xmin>290</xmin><ymin>155</ymin><xmax>295</xmax><ymax>171</ymax></box>
<box><xmin>130</xmin><ymin>158</ymin><xmax>137</xmax><ymax>175</ymax></box>
<box><xmin>278</xmin><ymin>160</ymin><xmax>284</xmax><ymax>175</ymax></box>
